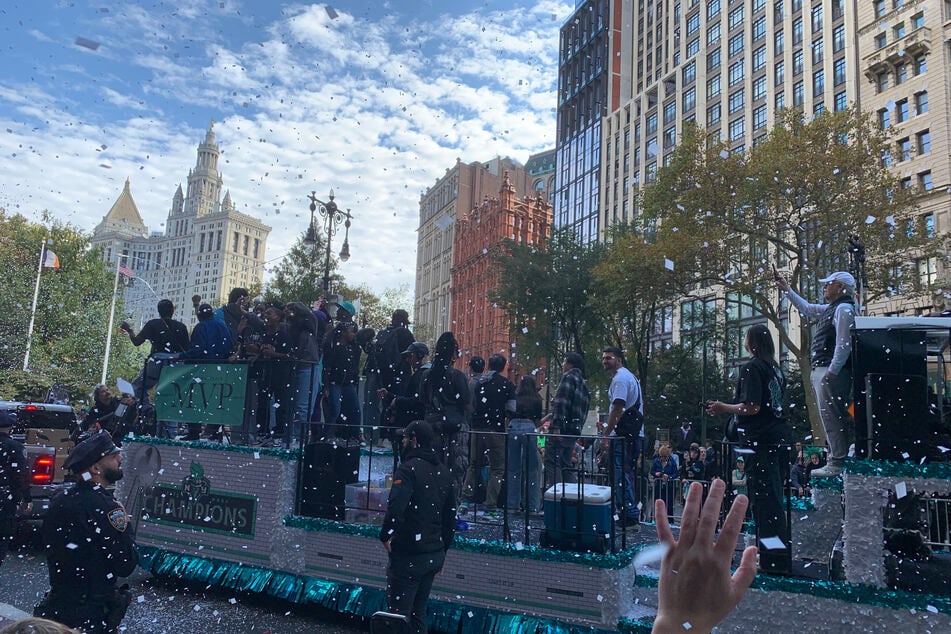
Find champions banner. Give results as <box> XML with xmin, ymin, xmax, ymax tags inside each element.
<box><xmin>154</xmin><ymin>362</ymin><xmax>249</xmax><ymax>426</ymax></box>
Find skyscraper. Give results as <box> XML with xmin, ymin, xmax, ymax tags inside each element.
<box><xmin>92</xmin><ymin>123</ymin><xmax>271</xmax><ymax>326</ymax></box>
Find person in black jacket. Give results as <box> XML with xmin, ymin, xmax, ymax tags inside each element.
<box><xmin>380</xmin><ymin>420</ymin><xmax>455</xmax><ymax>634</ymax></box>
<box><xmin>37</xmin><ymin>431</ymin><xmax>138</xmax><ymax>633</ymax></box>
<box><xmin>321</xmin><ymin>321</ymin><xmax>362</xmax><ymax>441</ymax></box>
<box><xmin>120</xmin><ymin>298</ymin><xmax>189</xmax><ymax>410</ymax></box>
<box><xmin>0</xmin><ymin>411</ymin><xmax>30</xmax><ymax>568</ymax></box>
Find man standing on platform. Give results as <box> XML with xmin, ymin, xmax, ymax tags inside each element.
<box><xmin>776</xmin><ymin>270</ymin><xmax>857</xmax><ymax>477</ymax></box>
<box><xmin>601</xmin><ymin>346</ymin><xmax>644</xmax><ymax>530</ymax></box>
<box><xmin>543</xmin><ymin>352</ymin><xmax>590</xmax><ymax>484</ymax></box>
<box><xmin>381</xmin><ymin>421</ymin><xmax>455</xmax><ymax>634</ymax></box>
<box><xmin>120</xmin><ymin>298</ymin><xmax>189</xmax><ymax>411</ymax></box>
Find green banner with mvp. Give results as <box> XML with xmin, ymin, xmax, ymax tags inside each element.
<box><xmin>154</xmin><ymin>363</ymin><xmax>249</xmax><ymax>426</ymax></box>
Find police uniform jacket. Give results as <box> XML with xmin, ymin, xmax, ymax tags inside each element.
<box><xmin>0</xmin><ymin>433</ymin><xmax>30</xmax><ymax>510</ymax></box>
<box><xmin>42</xmin><ymin>480</ymin><xmax>138</xmax><ymax>597</ymax></box>
<box><xmin>380</xmin><ymin>447</ymin><xmax>455</xmax><ymax>556</ymax></box>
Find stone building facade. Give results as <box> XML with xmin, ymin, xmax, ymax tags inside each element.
<box><xmin>91</xmin><ymin>123</ymin><xmax>271</xmax><ymax>327</ymax></box>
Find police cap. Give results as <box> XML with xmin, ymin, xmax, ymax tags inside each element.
<box><xmin>64</xmin><ymin>430</ymin><xmax>121</xmax><ymax>473</ymax></box>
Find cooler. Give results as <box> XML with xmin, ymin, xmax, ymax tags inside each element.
<box><xmin>542</xmin><ymin>483</ymin><xmax>613</xmax><ymax>553</ymax></box>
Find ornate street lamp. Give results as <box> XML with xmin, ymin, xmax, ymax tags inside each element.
<box><xmin>306</xmin><ymin>189</ymin><xmax>353</xmax><ymax>295</ymax></box>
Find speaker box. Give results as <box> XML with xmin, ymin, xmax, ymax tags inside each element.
<box><xmin>298</xmin><ymin>441</ymin><xmax>360</xmax><ymax>519</ymax></box>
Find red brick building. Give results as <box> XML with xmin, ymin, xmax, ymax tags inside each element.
<box><xmin>451</xmin><ymin>172</ymin><xmax>553</xmax><ymax>380</ymax></box>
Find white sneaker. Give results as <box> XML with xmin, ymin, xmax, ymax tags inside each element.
<box><xmin>811</xmin><ymin>465</ymin><xmax>842</xmax><ymax>477</ymax></box>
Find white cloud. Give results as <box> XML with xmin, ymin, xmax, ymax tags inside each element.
<box><xmin>0</xmin><ymin>1</ymin><xmax>574</xmax><ymax>296</ymax></box>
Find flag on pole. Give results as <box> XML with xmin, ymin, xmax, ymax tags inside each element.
<box><xmin>118</xmin><ymin>265</ymin><xmax>135</xmax><ymax>278</ymax></box>
<box><xmin>41</xmin><ymin>248</ymin><xmax>60</xmax><ymax>269</ymax></box>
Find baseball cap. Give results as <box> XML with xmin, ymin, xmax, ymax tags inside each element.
<box><xmin>402</xmin><ymin>342</ymin><xmax>429</xmax><ymax>358</ymax></box>
<box><xmin>818</xmin><ymin>271</ymin><xmax>856</xmax><ymax>288</ymax></box>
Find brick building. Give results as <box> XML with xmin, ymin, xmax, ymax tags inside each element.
<box><xmin>450</xmin><ymin>172</ymin><xmax>553</xmax><ymax>379</ymax></box>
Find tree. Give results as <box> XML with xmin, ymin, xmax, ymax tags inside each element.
<box><xmin>0</xmin><ymin>210</ymin><xmax>142</xmax><ymax>403</ymax></box>
<box><xmin>491</xmin><ymin>227</ymin><xmax>606</xmax><ymax>392</ymax></box>
<box><xmin>264</xmin><ymin>232</ymin><xmax>341</xmax><ymax>305</ymax></box>
<box><xmin>335</xmin><ymin>282</ymin><xmax>414</xmax><ymax>330</ymax></box>
<box><xmin>640</xmin><ymin>108</ymin><xmax>948</xmax><ymax>441</ymax></box>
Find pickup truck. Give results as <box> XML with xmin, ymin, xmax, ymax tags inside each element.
<box><xmin>0</xmin><ymin>401</ymin><xmax>77</xmax><ymax>533</ymax></box>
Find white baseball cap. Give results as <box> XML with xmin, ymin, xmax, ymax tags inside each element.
<box><xmin>819</xmin><ymin>271</ymin><xmax>855</xmax><ymax>287</ymax></box>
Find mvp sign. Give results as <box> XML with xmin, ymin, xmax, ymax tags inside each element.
<box><xmin>154</xmin><ymin>362</ymin><xmax>249</xmax><ymax>426</ymax></box>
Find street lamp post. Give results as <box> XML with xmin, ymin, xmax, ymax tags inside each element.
<box><xmin>304</xmin><ymin>190</ymin><xmax>353</xmax><ymax>296</ymax></box>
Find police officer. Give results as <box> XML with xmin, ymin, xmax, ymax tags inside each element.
<box><xmin>37</xmin><ymin>430</ymin><xmax>138</xmax><ymax>633</ymax></box>
<box><xmin>0</xmin><ymin>410</ymin><xmax>30</xmax><ymax>567</ymax></box>
<box><xmin>380</xmin><ymin>420</ymin><xmax>455</xmax><ymax>634</ymax></box>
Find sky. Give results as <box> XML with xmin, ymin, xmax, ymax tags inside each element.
<box><xmin>0</xmin><ymin>0</ymin><xmax>573</xmax><ymax>295</ymax></box>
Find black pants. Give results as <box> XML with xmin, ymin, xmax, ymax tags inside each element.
<box><xmin>386</xmin><ymin>549</ymin><xmax>446</xmax><ymax>634</ymax></box>
<box><xmin>747</xmin><ymin>444</ymin><xmax>791</xmax><ymax>574</ymax></box>
<box><xmin>36</xmin><ymin>588</ymin><xmax>128</xmax><ymax>634</ymax></box>
<box><xmin>0</xmin><ymin>508</ymin><xmax>15</xmax><ymax>566</ymax></box>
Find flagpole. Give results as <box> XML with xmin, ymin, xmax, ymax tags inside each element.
<box><xmin>101</xmin><ymin>254</ymin><xmax>124</xmax><ymax>384</ymax></box>
<box><xmin>22</xmin><ymin>241</ymin><xmax>48</xmax><ymax>371</ymax></box>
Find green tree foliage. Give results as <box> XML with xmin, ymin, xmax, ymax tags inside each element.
<box><xmin>640</xmin><ymin>108</ymin><xmax>948</xmax><ymax>440</ymax></box>
<box><xmin>0</xmin><ymin>210</ymin><xmax>141</xmax><ymax>403</ymax></box>
<box><xmin>491</xmin><ymin>227</ymin><xmax>606</xmax><ymax>388</ymax></box>
<box><xmin>336</xmin><ymin>282</ymin><xmax>413</xmax><ymax>331</ymax></box>
<box><xmin>264</xmin><ymin>232</ymin><xmax>340</xmax><ymax>305</ymax></box>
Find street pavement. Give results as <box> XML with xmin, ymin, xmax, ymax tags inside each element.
<box><xmin>0</xmin><ymin>547</ymin><xmax>369</xmax><ymax>634</ymax></box>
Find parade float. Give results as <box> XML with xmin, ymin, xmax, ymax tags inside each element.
<box><xmin>116</xmin><ymin>317</ymin><xmax>951</xmax><ymax>633</ymax></box>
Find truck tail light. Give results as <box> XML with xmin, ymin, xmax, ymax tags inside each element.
<box><xmin>32</xmin><ymin>456</ymin><xmax>54</xmax><ymax>486</ymax></box>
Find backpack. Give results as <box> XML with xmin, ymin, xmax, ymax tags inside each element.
<box><xmin>372</xmin><ymin>327</ymin><xmax>403</xmax><ymax>386</ymax></box>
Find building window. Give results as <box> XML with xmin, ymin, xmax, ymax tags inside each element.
<box><xmin>775</xmin><ymin>91</ymin><xmax>785</xmax><ymax>110</ymax></box>
<box><xmin>753</xmin><ymin>75</ymin><xmax>767</xmax><ymax>100</ymax></box>
<box><xmin>687</xmin><ymin>11</ymin><xmax>700</xmax><ymax>35</ymax></box>
<box><xmin>793</xmin><ymin>81</ymin><xmax>804</xmax><ymax>106</ymax></box>
<box><xmin>754</xmin><ymin>0</ymin><xmax>766</xmax><ymax>13</ymax></box>
<box><xmin>708</xmin><ymin>48</ymin><xmax>722</xmax><ymax>72</ymax></box>
<box><xmin>924</xmin><ymin>213</ymin><xmax>935</xmax><ymax>237</ymax></box>
<box><xmin>834</xmin><ymin>91</ymin><xmax>848</xmax><ymax>112</ymax></box>
<box><xmin>729</xmin><ymin>118</ymin><xmax>745</xmax><ymax>141</ymax></box>
<box><xmin>708</xmin><ymin>74</ymin><xmax>722</xmax><ymax>98</ymax></box>
<box><xmin>233</xmin><ymin>232</ymin><xmax>239</xmax><ymax>252</ymax></box>
<box><xmin>900</xmin><ymin>177</ymin><xmax>913</xmax><ymax>190</ymax></box>
<box><xmin>874</xmin><ymin>33</ymin><xmax>887</xmax><ymax>49</ymax></box>
<box><xmin>774</xmin><ymin>1</ymin><xmax>784</xmax><ymax>23</ymax></box>
<box><xmin>664</xmin><ymin>126</ymin><xmax>677</xmax><ymax>148</ymax></box>
<box><xmin>876</xmin><ymin>71</ymin><xmax>888</xmax><ymax>93</ymax></box>
<box><xmin>687</xmin><ymin>37</ymin><xmax>700</xmax><ymax>58</ymax></box>
<box><xmin>874</xmin><ymin>0</ymin><xmax>886</xmax><ymax>18</ymax></box>
<box><xmin>728</xmin><ymin>89</ymin><xmax>744</xmax><ymax>114</ymax></box>
<box><xmin>833</xmin><ymin>25</ymin><xmax>845</xmax><ymax>53</ymax></box>
<box><xmin>753</xmin><ymin>105</ymin><xmax>767</xmax><ymax>130</ymax></box>
<box><xmin>729</xmin><ymin>60</ymin><xmax>744</xmax><ymax>86</ymax></box>
<box><xmin>708</xmin><ymin>22</ymin><xmax>721</xmax><ymax>46</ymax></box>
<box><xmin>683</xmin><ymin>86</ymin><xmax>696</xmax><ymax>111</ymax></box>
<box><xmin>878</xmin><ymin>108</ymin><xmax>891</xmax><ymax>130</ymax></box>
<box><xmin>813</xmin><ymin>70</ymin><xmax>825</xmax><ymax>95</ymax></box>
<box><xmin>253</xmin><ymin>238</ymin><xmax>260</xmax><ymax>259</ymax></box>
<box><xmin>812</xmin><ymin>38</ymin><xmax>824</xmax><ymax>64</ymax></box>
<box><xmin>895</xmin><ymin>63</ymin><xmax>907</xmax><ymax>84</ymax></box>
<box><xmin>814</xmin><ymin>101</ymin><xmax>825</xmax><ymax>115</ymax></box>
<box><xmin>833</xmin><ymin>58</ymin><xmax>846</xmax><ymax>86</ymax></box>
<box><xmin>914</xmin><ymin>54</ymin><xmax>927</xmax><ymax>75</ymax></box>
<box><xmin>915</xmin><ymin>91</ymin><xmax>928</xmax><ymax>115</ymax></box>
<box><xmin>893</xmin><ymin>23</ymin><xmax>905</xmax><ymax>40</ymax></box>
<box><xmin>917</xmin><ymin>257</ymin><xmax>938</xmax><ymax>288</ymax></box>
<box><xmin>919</xmin><ymin>171</ymin><xmax>933</xmax><ymax>191</ymax></box>
<box><xmin>683</xmin><ymin>60</ymin><xmax>696</xmax><ymax>84</ymax></box>
<box><xmin>647</xmin><ymin>112</ymin><xmax>658</xmax><ymax>135</ymax></box>
<box><xmin>775</xmin><ymin>60</ymin><xmax>785</xmax><ymax>86</ymax></box>
<box><xmin>753</xmin><ymin>45</ymin><xmax>766</xmax><ymax>71</ymax></box>
<box><xmin>752</xmin><ymin>17</ymin><xmax>766</xmax><ymax>42</ymax></box>
<box><xmin>664</xmin><ymin>100</ymin><xmax>677</xmax><ymax>124</ymax></box>
<box><xmin>793</xmin><ymin>50</ymin><xmax>803</xmax><ymax>76</ymax></box>
<box><xmin>774</xmin><ymin>29</ymin><xmax>784</xmax><ymax>55</ymax></box>
<box><xmin>911</xmin><ymin>12</ymin><xmax>925</xmax><ymax>30</ymax></box>
<box><xmin>792</xmin><ymin>17</ymin><xmax>803</xmax><ymax>45</ymax></box>
<box><xmin>728</xmin><ymin>33</ymin><xmax>744</xmax><ymax>57</ymax></box>
<box><xmin>811</xmin><ymin>5</ymin><xmax>823</xmax><ymax>33</ymax></box>
<box><xmin>707</xmin><ymin>102</ymin><xmax>722</xmax><ymax>125</ymax></box>
<box><xmin>707</xmin><ymin>0</ymin><xmax>721</xmax><ymax>19</ymax></box>
<box><xmin>729</xmin><ymin>5</ymin><xmax>744</xmax><ymax>30</ymax></box>
<box><xmin>917</xmin><ymin>130</ymin><xmax>931</xmax><ymax>155</ymax></box>
<box><xmin>898</xmin><ymin>137</ymin><xmax>911</xmax><ymax>161</ymax></box>
<box><xmin>895</xmin><ymin>99</ymin><xmax>908</xmax><ymax>122</ymax></box>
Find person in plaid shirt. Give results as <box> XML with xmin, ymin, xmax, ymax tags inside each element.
<box><xmin>542</xmin><ymin>352</ymin><xmax>590</xmax><ymax>484</ymax></box>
